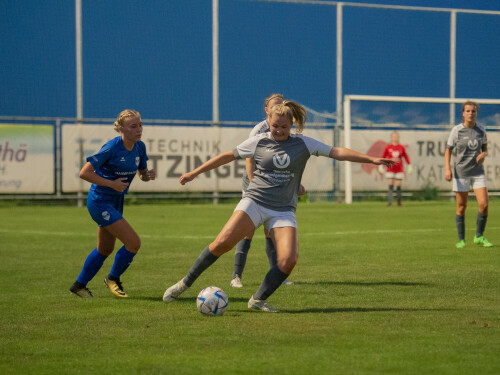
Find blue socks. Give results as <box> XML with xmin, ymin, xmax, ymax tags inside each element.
<box><xmin>76</xmin><ymin>248</ymin><xmax>107</xmax><ymax>285</ymax></box>
<box><xmin>109</xmin><ymin>246</ymin><xmax>136</xmax><ymax>279</ymax></box>
<box><xmin>76</xmin><ymin>246</ymin><xmax>136</xmax><ymax>286</ymax></box>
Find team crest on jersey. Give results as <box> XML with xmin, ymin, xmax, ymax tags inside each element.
<box><xmin>467</xmin><ymin>140</ymin><xmax>479</xmax><ymax>150</ymax></box>
<box><xmin>102</xmin><ymin>211</ymin><xmax>110</xmax><ymax>221</ymax></box>
<box><xmin>135</xmin><ymin>156</ymin><xmax>140</xmax><ymax>166</ymax></box>
<box><xmin>391</xmin><ymin>150</ymin><xmax>400</xmax><ymax>157</ymax></box>
<box><xmin>273</xmin><ymin>153</ymin><xmax>290</xmax><ymax>169</ymax></box>
<box><xmin>120</xmin><ymin>157</ymin><xmax>126</xmax><ymax>162</ymax></box>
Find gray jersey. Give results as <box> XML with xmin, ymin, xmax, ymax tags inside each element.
<box><xmin>446</xmin><ymin>123</ymin><xmax>487</xmax><ymax>177</ymax></box>
<box><xmin>234</xmin><ymin>133</ymin><xmax>331</xmax><ymax>212</ymax></box>
<box><xmin>241</xmin><ymin>120</ymin><xmax>270</xmax><ymax>191</ymax></box>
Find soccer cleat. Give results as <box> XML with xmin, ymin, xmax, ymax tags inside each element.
<box><xmin>473</xmin><ymin>236</ymin><xmax>493</xmax><ymax>247</ymax></box>
<box><xmin>248</xmin><ymin>296</ymin><xmax>278</xmax><ymax>312</ymax></box>
<box><xmin>230</xmin><ymin>276</ymin><xmax>243</xmax><ymax>288</ymax></box>
<box><xmin>282</xmin><ymin>280</ymin><xmax>294</xmax><ymax>285</ymax></box>
<box><xmin>70</xmin><ymin>283</ymin><xmax>93</xmax><ymax>298</ymax></box>
<box><xmin>456</xmin><ymin>240</ymin><xmax>466</xmax><ymax>249</ymax></box>
<box><xmin>104</xmin><ymin>276</ymin><xmax>128</xmax><ymax>298</ymax></box>
<box><xmin>163</xmin><ymin>279</ymin><xmax>188</xmax><ymax>303</ymax></box>
<box><xmin>397</xmin><ymin>201</ymin><xmax>402</xmax><ymax>207</ymax></box>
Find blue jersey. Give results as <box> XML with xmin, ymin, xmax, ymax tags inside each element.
<box><xmin>87</xmin><ymin>136</ymin><xmax>148</xmax><ymax>195</ymax></box>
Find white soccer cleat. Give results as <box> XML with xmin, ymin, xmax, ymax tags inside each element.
<box><xmin>230</xmin><ymin>276</ymin><xmax>243</xmax><ymax>288</ymax></box>
<box><xmin>248</xmin><ymin>296</ymin><xmax>278</xmax><ymax>312</ymax></box>
<box><xmin>163</xmin><ymin>279</ymin><xmax>188</xmax><ymax>303</ymax></box>
<box><xmin>281</xmin><ymin>280</ymin><xmax>294</xmax><ymax>285</ymax></box>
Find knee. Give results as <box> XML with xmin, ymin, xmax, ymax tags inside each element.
<box><xmin>479</xmin><ymin>202</ymin><xmax>488</xmax><ymax>215</ymax></box>
<box><xmin>456</xmin><ymin>203</ymin><xmax>467</xmax><ymax>216</ymax></box>
<box><xmin>126</xmin><ymin>236</ymin><xmax>141</xmax><ymax>253</ymax></box>
<box><xmin>278</xmin><ymin>254</ymin><xmax>298</xmax><ymax>274</ymax></box>
<box><xmin>210</xmin><ymin>237</ymin><xmax>233</xmax><ymax>255</ymax></box>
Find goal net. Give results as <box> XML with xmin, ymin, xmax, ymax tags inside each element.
<box><xmin>342</xmin><ymin>95</ymin><xmax>500</xmax><ymax>203</ymax></box>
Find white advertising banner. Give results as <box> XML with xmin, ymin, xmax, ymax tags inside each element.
<box><xmin>347</xmin><ymin>129</ymin><xmax>500</xmax><ymax>191</ymax></box>
<box><xmin>62</xmin><ymin>124</ymin><xmax>334</xmax><ymax>193</ymax></box>
<box><xmin>0</xmin><ymin>124</ymin><xmax>54</xmax><ymax>193</ymax></box>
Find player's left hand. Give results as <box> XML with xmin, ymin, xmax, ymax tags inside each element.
<box><xmin>298</xmin><ymin>184</ymin><xmax>306</xmax><ymax>196</ymax></box>
<box><xmin>476</xmin><ymin>153</ymin><xmax>486</xmax><ymax>165</ymax></box>
<box><xmin>407</xmin><ymin>165</ymin><xmax>413</xmax><ymax>174</ymax></box>
<box><xmin>146</xmin><ymin>169</ymin><xmax>156</xmax><ymax>181</ymax></box>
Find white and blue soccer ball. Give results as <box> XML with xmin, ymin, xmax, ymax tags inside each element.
<box><xmin>196</xmin><ymin>286</ymin><xmax>228</xmax><ymax>316</ymax></box>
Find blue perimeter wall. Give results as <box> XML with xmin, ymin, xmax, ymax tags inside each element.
<box><xmin>1</xmin><ymin>0</ymin><xmax>499</xmax><ymax>123</ymax></box>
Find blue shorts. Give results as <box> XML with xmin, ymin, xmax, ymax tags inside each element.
<box><xmin>87</xmin><ymin>190</ymin><xmax>125</xmax><ymax>227</ymax></box>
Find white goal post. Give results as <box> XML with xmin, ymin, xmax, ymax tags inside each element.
<box><xmin>343</xmin><ymin>95</ymin><xmax>500</xmax><ymax>204</ymax></box>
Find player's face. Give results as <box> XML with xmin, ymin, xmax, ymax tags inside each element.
<box><xmin>463</xmin><ymin>105</ymin><xmax>477</xmax><ymax>125</ymax></box>
<box><xmin>269</xmin><ymin>114</ymin><xmax>292</xmax><ymax>142</ymax></box>
<box><xmin>120</xmin><ymin>115</ymin><xmax>143</xmax><ymax>143</ymax></box>
<box><xmin>391</xmin><ymin>133</ymin><xmax>399</xmax><ymax>145</ymax></box>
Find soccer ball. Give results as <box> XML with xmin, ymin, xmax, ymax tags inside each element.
<box><xmin>196</xmin><ymin>286</ymin><xmax>228</xmax><ymax>316</ymax></box>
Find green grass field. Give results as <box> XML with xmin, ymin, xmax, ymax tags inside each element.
<box><xmin>1</xmin><ymin>201</ymin><xmax>499</xmax><ymax>375</ymax></box>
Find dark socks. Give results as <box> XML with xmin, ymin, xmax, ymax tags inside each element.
<box><xmin>396</xmin><ymin>186</ymin><xmax>401</xmax><ymax>204</ymax></box>
<box><xmin>388</xmin><ymin>185</ymin><xmax>394</xmax><ymax>205</ymax></box>
<box><xmin>183</xmin><ymin>246</ymin><xmax>219</xmax><ymax>287</ymax></box>
<box><xmin>233</xmin><ymin>239</ymin><xmax>252</xmax><ymax>278</ymax></box>
<box><xmin>76</xmin><ymin>248</ymin><xmax>107</xmax><ymax>285</ymax></box>
<box><xmin>456</xmin><ymin>214</ymin><xmax>465</xmax><ymax>241</ymax></box>
<box><xmin>265</xmin><ymin>237</ymin><xmax>277</xmax><ymax>268</ymax></box>
<box><xmin>253</xmin><ymin>266</ymin><xmax>289</xmax><ymax>301</ymax></box>
<box><xmin>476</xmin><ymin>212</ymin><xmax>488</xmax><ymax>237</ymax></box>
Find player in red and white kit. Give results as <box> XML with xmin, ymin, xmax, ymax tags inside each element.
<box><xmin>380</xmin><ymin>132</ymin><xmax>412</xmax><ymax>206</ymax></box>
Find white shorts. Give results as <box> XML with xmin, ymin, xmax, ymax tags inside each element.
<box><xmin>453</xmin><ymin>174</ymin><xmax>487</xmax><ymax>192</ymax></box>
<box><xmin>234</xmin><ymin>197</ymin><xmax>297</xmax><ymax>231</ymax></box>
<box><xmin>386</xmin><ymin>172</ymin><xmax>404</xmax><ymax>180</ymax></box>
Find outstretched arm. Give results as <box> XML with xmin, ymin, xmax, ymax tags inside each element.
<box><xmin>329</xmin><ymin>147</ymin><xmax>395</xmax><ymax>167</ymax></box>
<box><xmin>180</xmin><ymin>150</ymin><xmax>236</xmax><ymax>185</ymax></box>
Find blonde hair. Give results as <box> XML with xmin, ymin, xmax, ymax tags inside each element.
<box><xmin>268</xmin><ymin>100</ymin><xmax>308</xmax><ymax>133</ymax></box>
<box><xmin>113</xmin><ymin>109</ymin><xmax>141</xmax><ymax>132</ymax></box>
<box><xmin>264</xmin><ymin>93</ymin><xmax>284</xmax><ymax>109</ymax></box>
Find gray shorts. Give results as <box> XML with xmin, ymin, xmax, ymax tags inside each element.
<box><xmin>234</xmin><ymin>197</ymin><xmax>297</xmax><ymax>231</ymax></box>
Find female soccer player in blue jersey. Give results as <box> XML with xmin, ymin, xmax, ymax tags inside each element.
<box><xmin>445</xmin><ymin>101</ymin><xmax>493</xmax><ymax>248</ymax></box>
<box><xmin>163</xmin><ymin>100</ymin><xmax>394</xmax><ymax>312</ymax></box>
<box><xmin>231</xmin><ymin>93</ymin><xmax>299</xmax><ymax>289</ymax></box>
<box><xmin>70</xmin><ymin>109</ymin><xmax>156</xmax><ymax>298</ymax></box>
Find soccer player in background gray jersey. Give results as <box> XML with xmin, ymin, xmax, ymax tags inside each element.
<box><xmin>445</xmin><ymin>101</ymin><xmax>493</xmax><ymax>248</ymax></box>
<box><xmin>163</xmin><ymin>100</ymin><xmax>395</xmax><ymax>312</ymax></box>
<box><xmin>231</xmin><ymin>93</ymin><xmax>295</xmax><ymax>289</ymax></box>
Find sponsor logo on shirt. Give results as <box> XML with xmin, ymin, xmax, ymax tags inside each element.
<box><xmin>468</xmin><ymin>140</ymin><xmax>479</xmax><ymax>150</ymax></box>
<box><xmin>120</xmin><ymin>157</ymin><xmax>126</xmax><ymax>162</ymax></box>
<box><xmin>273</xmin><ymin>153</ymin><xmax>290</xmax><ymax>169</ymax></box>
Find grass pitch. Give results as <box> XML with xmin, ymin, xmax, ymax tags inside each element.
<box><xmin>0</xmin><ymin>201</ymin><xmax>499</xmax><ymax>374</ymax></box>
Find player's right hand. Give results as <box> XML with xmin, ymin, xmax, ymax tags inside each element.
<box><xmin>378</xmin><ymin>165</ymin><xmax>385</xmax><ymax>174</ymax></box>
<box><xmin>111</xmin><ymin>178</ymin><xmax>129</xmax><ymax>192</ymax></box>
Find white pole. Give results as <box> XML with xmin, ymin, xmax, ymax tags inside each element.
<box><xmin>75</xmin><ymin>0</ymin><xmax>83</xmax><ymax>121</ymax></box>
<box><xmin>75</xmin><ymin>0</ymin><xmax>84</xmax><ymax>207</ymax></box>
<box><xmin>212</xmin><ymin>0</ymin><xmax>220</xmax><ymax>204</ymax></box>
<box><xmin>343</xmin><ymin>96</ymin><xmax>352</xmax><ymax>204</ymax></box>
<box><xmin>336</xmin><ymin>3</ymin><xmax>343</xmax><ymax>125</ymax></box>
<box><xmin>449</xmin><ymin>10</ymin><xmax>456</xmax><ymax>126</ymax></box>
<box><xmin>212</xmin><ymin>0</ymin><xmax>219</xmax><ymax>126</ymax></box>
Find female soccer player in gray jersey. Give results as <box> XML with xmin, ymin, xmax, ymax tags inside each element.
<box><xmin>445</xmin><ymin>101</ymin><xmax>493</xmax><ymax>248</ymax></box>
<box><xmin>231</xmin><ymin>93</ymin><xmax>296</xmax><ymax>288</ymax></box>
<box><xmin>163</xmin><ymin>100</ymin><xmax>395</xmax><ymax>312</ymax></box>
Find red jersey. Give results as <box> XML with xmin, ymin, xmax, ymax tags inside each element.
<box><xmin>382</xmin><ymin>144</ymin><xmax>410</xmax><ymax>173</ymax></box>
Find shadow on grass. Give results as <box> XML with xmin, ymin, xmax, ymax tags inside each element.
<box><xmin>293</xmin><ymin>281</ymin><xmax>433</xmax><ymax>287</ymax></box>
<box><xmin>281</xmin><ymin>307</ymin><xmax>455</xmax><ymax>314</ymax></box>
